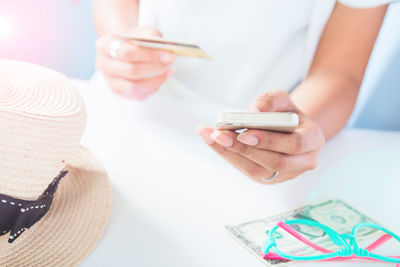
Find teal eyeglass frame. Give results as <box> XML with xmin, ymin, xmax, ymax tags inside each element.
<box><xmin>262</xmin><ymin>219</ymin><xmax>400</xmax><ymax>264</ymax></box>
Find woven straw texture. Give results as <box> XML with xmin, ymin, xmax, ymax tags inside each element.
<box><xmin>0</xmin><ymin>60</ymin><xmax>111</xmax><ymax>266</ymax></box>
<box><xmin>0</xmin><ymin>59</ymin><xmax>86</xmax><ymax>199</ymax></box>
<box><xmin>0</xmin><ymin>146</ymin><xmax>111</xmax><ymax>266</ymax></box>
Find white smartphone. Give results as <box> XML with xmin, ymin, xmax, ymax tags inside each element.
<box><xmin>216</xmin><ymin>112</ymin><xmax>299</xmax><ymax>133</ymax></box>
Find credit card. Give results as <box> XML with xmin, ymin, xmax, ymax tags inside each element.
<box><xmin>121</xmin><ymin>35</ymin><xmax>212</xmax><ymax>60</ymax></box>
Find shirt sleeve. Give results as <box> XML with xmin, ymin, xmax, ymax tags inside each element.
<box><xmin>338</xmin><ymin>0</ymin><xmax>398</xmax><ymax>8</ymax></box>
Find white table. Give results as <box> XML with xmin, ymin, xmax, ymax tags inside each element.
<box><xmin>73</xmin><ymin>78</ymin><xmax>400</xmax><ymax>267</ymax></box>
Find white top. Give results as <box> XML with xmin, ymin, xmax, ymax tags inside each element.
<box><xmin>137</xmin><ymin>0</ymin><xmax>396</xmax><ymax>108</ymax></box>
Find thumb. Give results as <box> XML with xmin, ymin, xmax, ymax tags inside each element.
<box><xmin>247</xmin><ymin>89</ymin><xmax>298</xmax><ymax>113</ymax></box>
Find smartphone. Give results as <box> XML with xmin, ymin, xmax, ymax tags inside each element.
<box><xmin>216</xmin><ymin>112</ymin><xmax>299</xmax><ymax>133</ymax></box>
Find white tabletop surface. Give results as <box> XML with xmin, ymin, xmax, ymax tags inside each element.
<box><xmin>73</xmin><ymin>78</ymin><xmax>400</xmax><ymax>267</ymax></box>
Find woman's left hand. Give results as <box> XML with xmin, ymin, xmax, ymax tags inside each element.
<box><xmin>197</xmin><ymin>89</ymin><xmax>325</xmax><ymax>184</ymax></box>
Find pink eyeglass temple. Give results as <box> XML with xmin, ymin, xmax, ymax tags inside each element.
<box><xmin>262</xmin><ymin>221</ymin><xmax>400</xmax><ymax>267</ymax></box>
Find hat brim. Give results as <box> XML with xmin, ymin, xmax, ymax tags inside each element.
<box><xmin>0</xmin><ymin>146</ymin><xmax>111</xmax><ymax>266</ymax></box>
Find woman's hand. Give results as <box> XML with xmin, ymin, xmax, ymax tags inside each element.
<box><xmin>95</xmin><ymin>27</ymin><xmax>175</xmax><ymax>100</ymax></box>
<box><xmin>197</xmin><ymin>89</ymin><xmax>325</xmax><ymax>184</ymax></box>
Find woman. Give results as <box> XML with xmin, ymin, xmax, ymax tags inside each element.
<box><xmin>94</xmin><ymin>0</ymin><xmax>395</xmax><ymax>184</ymax></box>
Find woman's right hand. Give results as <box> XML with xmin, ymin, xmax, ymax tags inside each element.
<box><xmin>95</xmin><ymin>27</ymin><xmax>175</xmax><ymax>100</ymax></box>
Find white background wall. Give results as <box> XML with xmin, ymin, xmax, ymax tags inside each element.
<box><xmin>0</xmin><ymin>0</ymin><xmax>97</xmax><ymax>79</ymax></box>
<box><xmin>348</xmin><ymin>2</ymin><xmax>400</xmax><ymax>130</ymax></box>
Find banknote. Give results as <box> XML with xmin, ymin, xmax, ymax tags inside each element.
<box><xmin>121</xmin><ymin>35</ymin><xmax>212</xmax><ymax>59</ymax></box>
<box><xmin>225</xmin><ymin>199</ymin><xmax>381</xmax><ymax>266</ymax></box>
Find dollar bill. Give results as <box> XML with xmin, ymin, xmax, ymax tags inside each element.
<box><xmin>225</xmin><ymin>199</ymin><xmax>381</xmax><ymax>266</ymax></box>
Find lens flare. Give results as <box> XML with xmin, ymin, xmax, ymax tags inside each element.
<box><xmin>0</xmin><ymin>16</ymin><xmax>12</xmax><ymax>39</ymax></box>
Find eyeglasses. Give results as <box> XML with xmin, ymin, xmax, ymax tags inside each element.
<box><xmin>262</xmin><ymin>219</ymin><xmax>400</xmax><ymax>266</ymax></box>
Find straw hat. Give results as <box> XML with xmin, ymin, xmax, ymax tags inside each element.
<box><xmin>0</xmin><ymin>60</ymin><xmax>111</xmax><ymax>266</ymax></box>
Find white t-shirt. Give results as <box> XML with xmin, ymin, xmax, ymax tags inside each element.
<box><xmin>137</xmin><ymin>0</ymin><xmax>396</xmax><ymax>108</ymax></box>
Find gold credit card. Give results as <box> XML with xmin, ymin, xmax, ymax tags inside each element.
<box><xmin>121</xmin><ymin>35</ymin><xmax>212</xmax><ymax>60</ymax></box>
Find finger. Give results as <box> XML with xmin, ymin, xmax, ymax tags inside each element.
<box><xmin>103</xmin><ymin>76</ymin><xmax>146</xmax><ymax>100</ymax></box>
<box><xmin>104</xmin><ymin>70</ymin><xmax>171</xmax><ymax>100</ymax></box>
<box><xmin>259</xmin><ymin>170</ymin><xmax>305</xmax><ymax>185</ymax></box>
<box><xmin>118</xmin><ymin>41</ymin><xmax>175</xmax><ymax>63</ymax></box>
<box><xmin>197</xmin><ymin>127</ymin><xmax>274</xmax><ymax>180</ymax></box>
<box><xmin>96</xmin><ymin>55</ymin><xmax>168</xmax><ymax>80</ymax></box>
<box><xmin>197</xmin><ymin>127</ymin><xmax>305</xmax><ymax>184</ymax></box>
<box><xmin>96</xmin><ymin>35</ymin><xmax>175</xmax><ymax>63</ymax></box>
<box><xmin>210</xmin><ymin>130</ymin><xmax>319</xmax><ymax>172</ymax></box>
<box><xmin>248</xmin><ymin>89</ymin><xmax>298</xmax><ymax>113</ymax></box>
<box><xmin>237</xmin><ymin>126</ymin><xmax>324</xmax><ymax>155</ymax></box>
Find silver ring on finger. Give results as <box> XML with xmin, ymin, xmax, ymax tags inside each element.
<box><xmin>262</xmin><ymin>171</ymin><xmax>280</xmax><ymax>183</ymax></box>
<box><xmin>109</xmin><ymin>39</ymin><xmax>123</xmax><ymax>59</ymax></box>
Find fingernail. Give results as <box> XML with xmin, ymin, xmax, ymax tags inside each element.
<box><xmin>197</xmin><ymin>127</ymin><xmax>214</xmax><ymax>145</ymax></box>
<box><xmin>165</xmin><ymin>69</ymin><xmax>174</xmax><ymax>78</ymax></box>
<box><xmin>129</xmin><ymin>85</ymin><xmax>149</xmax><ymax>100</ymax></box>
<box><xmin>211</xmin><ymin>131</ymin><xmax>233</xmax><ymax>147</ymax></box>
<box><xmin>131</xmin><ymin>85</ymin><xmax>147</xmax><ymax>94</ymax></box>
<box><xmin>237</xmin><ymin>134</ymin><xmax>258</xmax><ymax>146</ymax></box>
<box><xmin>160</xmin><ymin>52</ymin><xmax>174</xmax><ymax>63</ymax></box>
<box><xmin>128</xmin><ymin>92</ymin><xmax>147</xmax><ymax>101</ymax></box>
<box><xmin>247</xmin><ymin>106</ymin><xmax>260</xmax><ymax>112</ymax></box>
